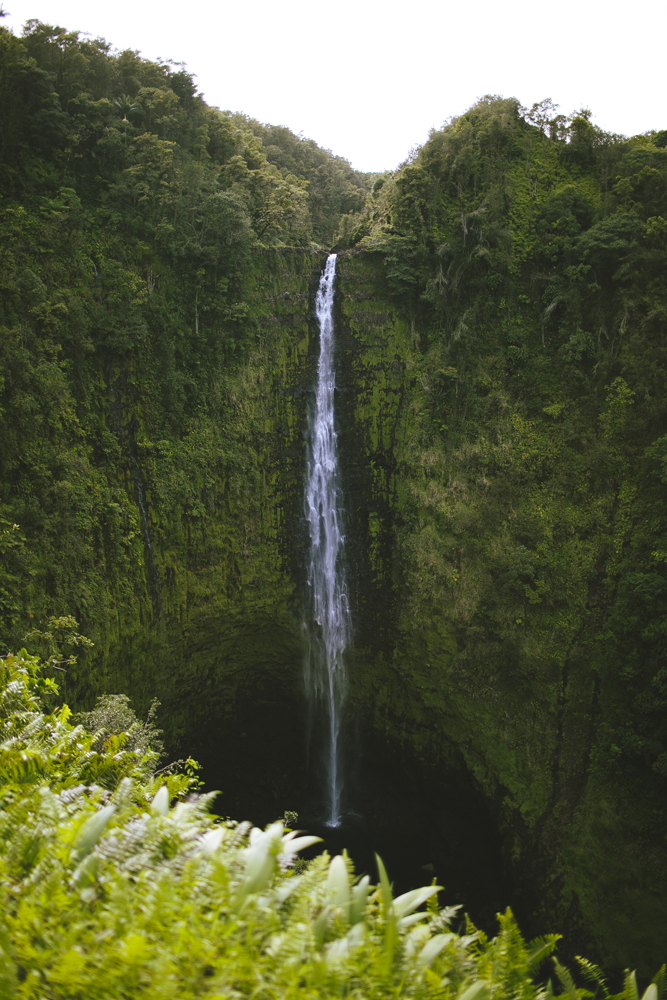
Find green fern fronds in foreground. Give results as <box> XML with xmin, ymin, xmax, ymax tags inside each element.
<box><xmin>0</xmin><ymin>651</ymin><xmax>662</xmax><ymax>998</ymax></box>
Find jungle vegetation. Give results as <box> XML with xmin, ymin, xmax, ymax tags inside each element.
<box><xmin>331</xmin><ymin>96</ymin><xmax>667</xmax><ymax>972</ymax></box>
<box><xmin>0</xmin><ymin>16</ymin><xmax>372</xmax><ymax>663</ymax></box>
<box><xmin>0</xmin><ymin>648</ymin><xmax>663</xmax><ymax>998</ymax></box>
<box><xmin>2</xmin><ymin>12</ymin><xmax>667</xmax><ymax>983</ymax></box>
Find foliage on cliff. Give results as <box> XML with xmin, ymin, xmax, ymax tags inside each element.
<box><xmin>3</xmin><ymin>12</ymin><xmax>667</xmax><ymax>979</ymax></box>
<box><xmin>0</xmin><ymin>20</ymin><xmax>371</xmax><ymax>722</ymax></box>
<box><xmin>335</xmin><ymin>97</ymin><xmax>667</xmax><ymax>969</ymax></box>
<box><xmin>236</xmin><ymin>115</ymin><xmax>374</xmax><ymax>245</ymax></box>
<box><xmin>1</xmin><ymin>650</ymin><xmax>662</xmax><ymax>1000</ymax></box>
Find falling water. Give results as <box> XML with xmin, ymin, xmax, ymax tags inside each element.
<box><xmin>304</xmin><ymin>253</ymin><xmax>350</xmax><ymax>828</ymax></box>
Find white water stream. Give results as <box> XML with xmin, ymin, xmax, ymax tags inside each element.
<box><xmin>304</xmin><ymin>253</ymin><xmax>349</xmax><ymax>828</ymax></box>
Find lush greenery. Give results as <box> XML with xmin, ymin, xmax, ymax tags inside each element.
<box><xmin>332</xmin><ymin>99</ymin><xmax>667</xmax><ymax>971</ymax></box>
<box><xmin>0</xmin><ymin>18</ymin><xmax>371</xmax><ymax>729</ymax></box>
<box><xmin>3</xmin><ymin>11</ymin><xmax>667</xmax><ymax>979</ymax></box>
<box><xmin>0</xmin><ymin>649</ymin><xmax>663</xmax><ymax>998</ymax></box>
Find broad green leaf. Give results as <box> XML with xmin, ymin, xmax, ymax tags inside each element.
<box><xmin>350</xmin><ymin>875</ymin><xmax>370</xmax><ymax>925</ymax></box>
<box><xmin>347</xmin><ymin>921</ymin><xmax>366</xmax><ymax>948</ymax></box>
<box><xmin>283</xmin><ymin>835</ymin><xmax>321</xmax><ymax>854</ymax></box>
<box><xmin>393</xmin><ymin>884</ymin><xmax>442</xmax><ymax>918</ymax></box>
<box><xmin>376</xmin><ymin>855</ymin><xmax>397</xmax><ymax>973</ymax></box>
<box><xmin>383</xmin><ymin>914</ymin><xmax>398</xmax><ymax>974</ymax></box>
<box><xmin>199</xmin><ymin>827</ymin><xmax>225</xmax><ymax>854</ymax></box>
<box><xmin>326</xmin><ymin>937</ymin><xmax>349</xmax><ymax>964</ymax></box>
<box><xmin>399</xmin><ymin>912</ymin><xmax>429</xmax><ymax>929</ymax></box>
<box><xmin>72</xmin><ymin>853</ymin><xmax>98</xmax><ymax>888</ymax></box>
<box><xmin>326</xmin><ymin>855</ymin><xmax>350</xmax><ymax>908</ymax></box>
<box><xmin>151</xmin><ymin>786</ymin><xmax>169</xmax><ymax>815</ymax></box>
<box><xmin>238</xmin><ymin>843</ymin><xmax>275</xmax><ymax>898</ymax></box>
<box><xmin>418</xmin><ymin>932</ymin><xmax>454</xmax><ymax>966</ymax></box>
<box><xmin>72</xmin><ymin>804</ymin><xmax>115</xmax><ymax>862</ymax></box>
<box><xmin>375</xmin><ymin>854</ymin><xmax>393</xmax><ymax>914</ymax></box>
<box><xmin>314</xmin><ymin>905</ymin><xmax>330</xmax><ymax>950</ymax></box>
<box><xmin>625</xmin><ymin>972</ymin><xmax>640</xmax><ymax>1000</ymax></box>
<box><xmin>458</xmin><ymin>981</ymin><xmax>489</xmax><ymax>1000</ymax></box>
<box><xmin>274</xmin><ymin>876</ymin><xmax>302</xmax><ymax>903</ymax></box>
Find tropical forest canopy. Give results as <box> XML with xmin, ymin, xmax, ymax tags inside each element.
<box><xmin>2</xmin><ymin>14</ymin><xmax>667</xmax><ymax>991</ymax></box>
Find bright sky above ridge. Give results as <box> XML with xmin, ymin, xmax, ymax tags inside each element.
<box><xmin>3</xmin><ymin>0</ymin><xmax>665</xmax><ymax>174</ymax></box>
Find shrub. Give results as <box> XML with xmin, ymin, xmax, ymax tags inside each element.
<box><xmin>0</xmin><ymin>652</ymin><xmax>661</xmax><ymax>998</ymax></box>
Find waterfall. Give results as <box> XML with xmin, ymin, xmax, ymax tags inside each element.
<box><xmin>304</xmin><ymin>253</ymin><xmax>349</xmax><ymax>828</ymax></box>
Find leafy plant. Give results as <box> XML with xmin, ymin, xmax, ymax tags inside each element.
<box><xmin>77</xmin><ymin>693</ymin><xmax>164</xmax><ymax>759</ymax></box>
<box><xmin>0</xmin><ymin>652</ymin><xmax>663</xmax><ymax>998</ymax></box>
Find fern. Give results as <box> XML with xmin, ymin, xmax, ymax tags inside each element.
<box><xmin>0</xmin><ymin>650</ymin><xmax>663</xmax><ymax>999</ymax></box>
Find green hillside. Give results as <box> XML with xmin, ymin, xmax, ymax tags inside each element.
<box><xmin>2</xmin><ymin>16</ymin><xmax>667</xmax><ymax>981</ymax></box>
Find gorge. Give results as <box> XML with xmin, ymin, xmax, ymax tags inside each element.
<box><xmin>2</xmin><ymin>17</ymin><xmax>667</xmax><ymax>981</ymax></box>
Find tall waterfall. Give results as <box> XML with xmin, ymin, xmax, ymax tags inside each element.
<box><xmin>304</xmin><ymin>253</ymin><xmax>349</xmax><ymax>828</ymax></box>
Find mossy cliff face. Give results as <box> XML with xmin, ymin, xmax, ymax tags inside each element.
<box><xmin>0</xmin><ymin>22</ymin><xmax>372</xmax><ymax>819</ymax></box>
<box><xmin>2</xmin><ymin>245</ymin><xmax>326</xmax><ymax>815</ymax></box>
<box><xmin>95</xmin><ymin>251</ymin><xmax>329</xmax><ymax>790</ymax></box>
<box><xmin>334</xmin><ymin>245</ymin><xmax>667</xmax><ymax>973</ymax></box>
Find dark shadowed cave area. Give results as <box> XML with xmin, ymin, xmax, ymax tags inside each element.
<box><xmin>185</xmin><ymin>658</ymin><xmax>517</xmax><ymax>940</ymax></box>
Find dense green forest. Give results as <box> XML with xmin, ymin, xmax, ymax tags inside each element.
<box><xmin>2</xmin><ymin>14</ymin><xmax>667</xmax><ymax>989</ymax></box>
<box><xmin>0</xmin><ymin>16</ymin><xmax>372</xmax><ymax>702</ymax></box>
<box><xmin>331</xmin><ymin>98</ymin><xmax>667</xmax><ymax>972</ymax></box>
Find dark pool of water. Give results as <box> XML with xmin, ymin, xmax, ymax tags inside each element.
<box><xmin>197</xmin><ymin>696</ymin><xmax>515</xmax><ymax>938</ymax></box>
<box><xmin>295</xmin><ymin>742</ymin><xmax>513</xmax><ymax>936</ymax></box>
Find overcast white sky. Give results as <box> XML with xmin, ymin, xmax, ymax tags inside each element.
<box><xmin>3</xmin><ymin>0</ymin><xmax>664</xmax><ymax>173</ymax></box>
